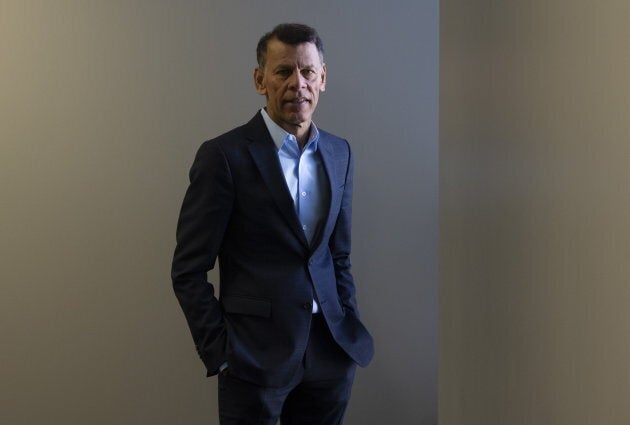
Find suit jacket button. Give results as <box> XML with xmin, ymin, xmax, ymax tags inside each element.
<box><xmin>302</xmin><ymin>303</ymin><xmax>312</xmax><ymax>310</ymax></box>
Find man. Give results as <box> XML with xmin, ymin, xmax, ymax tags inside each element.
<box><xmin>172</xmin><ymin>23</ymin><xmax>374</xmax><ymax>425</ymax></box>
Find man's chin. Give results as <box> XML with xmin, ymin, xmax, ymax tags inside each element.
<box><xmin>282</xmin><ymin>114</ymin><xmax>311</xmax><ymax>127</ymax></box>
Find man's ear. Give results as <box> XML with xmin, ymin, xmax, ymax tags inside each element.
<box><xmin>320</xmin><ymin>64</ymin><xmax>327</xmax><ymax>92</ymax></box>
<box><xmin>254</xmin><ymin>68</ymin><xmax>267</xmax><ymax>95</ymax></box>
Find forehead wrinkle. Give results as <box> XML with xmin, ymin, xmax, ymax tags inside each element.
<box><xmin>272</xmin><ymin>62</ymin><xmax>320</xmax><ymax>72</ymax></box>
<box><xmin>265</xmin><ymin>42</ymin><xmax>323</xmax><ymax>69</ymax></box>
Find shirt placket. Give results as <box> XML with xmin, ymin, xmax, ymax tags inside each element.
<box><xmin>299</xmin><ymin>145</ymin><xmax>317</xmax><ymax>244</ymax></box>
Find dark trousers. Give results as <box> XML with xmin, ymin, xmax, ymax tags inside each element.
<box><xmin>218</xmin><ymin>314</ymin><xmax>357</xmax><ymax>425</ymax></box>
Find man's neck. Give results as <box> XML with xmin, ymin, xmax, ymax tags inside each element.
<box><xmin>288</xmin><ymin>124</ymin><xmax>310</xmax><ymax>149</ymax></box>
<box><xmin>261</xmin><ymin>108</ymin><xmax>312</xmax><ymax>150</ymax></box>
<box><xmin>277</xmin><ymin>120</ymin><xmax>311</xmax><ymax>149</ymax></box>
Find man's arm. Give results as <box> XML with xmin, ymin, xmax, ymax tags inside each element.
<box><xmin>171</xmin><ymin>141</ymin><xmax>234</xmax><ymax>375</ymax></box>
<box><xmin>328</xmin><ymin>141</ymin><xmax>360</xmax><ymax>317</ymax></box>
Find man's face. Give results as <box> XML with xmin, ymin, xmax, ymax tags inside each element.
<box><xmin>254</xmin><ymin>38</ymin><xmax>326</xmax><ymax>134</ymax></box>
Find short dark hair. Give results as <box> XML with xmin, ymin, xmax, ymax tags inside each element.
<box><xmin>256</xmin><ymin>23</ymin><xmax>324</xmax><ymax>67</ymax></box>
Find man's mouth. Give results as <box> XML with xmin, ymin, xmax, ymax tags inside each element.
<box><xmin>285</xmin><ymin>97</ymin><xmax>310</xmax><ymax>104</ymax></box>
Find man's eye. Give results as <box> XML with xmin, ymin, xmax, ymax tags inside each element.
<box><xmin>301</xmin><ymin>69</ymin><xmax>317</xmax><ymax>79</ymax></box>
<box><xmin>277</xmin><ymin>69</ymin><xmax>292</xmax><ymax>77</ymax></box>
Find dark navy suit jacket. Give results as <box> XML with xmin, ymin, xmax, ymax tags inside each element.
<box><xmin>172</xmin><ymin>112</ymin><xmax>374</xmax><ymax>388</ymax></box>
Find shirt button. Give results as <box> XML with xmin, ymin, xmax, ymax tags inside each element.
<box><xmin>301</xmin><ymin>191</ymin><xmax>307</xmax><ymax>197</ymax></box>
<box><xmin>302</xmin><ymin>224</ymin><xmax>307</xmax><ymax>230</ymax></box>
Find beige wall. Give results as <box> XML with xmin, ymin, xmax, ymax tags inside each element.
<box><xmin>2</xmin><ymin>1</ymin><xmax>438</xmax><ymax>424</ymax></box>
<box><xmin>440</xmin><ymin>1</ymin><xmax>630</xmax><ymax>424</ymax></box>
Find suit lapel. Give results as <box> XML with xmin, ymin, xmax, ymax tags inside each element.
<box><xmin>245</xmin><ymin>113</ymin><xmax>310</xmax><ymax>249</ymax></box>
<box><xmin>313</xmin><ymin>134</ymin><xmax>345</xmax><ymax>251</ymax></box>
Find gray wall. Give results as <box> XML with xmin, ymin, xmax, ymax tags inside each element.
<box><xmin>440</xmin><ymin>1</ymin><xmax>630</xmax><ymax>424</ymax></box>
<box><xmin>1</xmin><ymin>1</ymin><xmax>438</xmax><ymax>424</ymax></box>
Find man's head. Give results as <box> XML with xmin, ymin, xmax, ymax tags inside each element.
<box><xmin>256</xmin><ymin>23</ymin><xmax>324</xmax><ymax>68</ymax></box>
<box><xmin>254</xmin><ymin>23</ymin><xmax>326</xmax><ymax>141</ymax></box>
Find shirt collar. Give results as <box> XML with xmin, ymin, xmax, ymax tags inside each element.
<box><xmin>260</xmin><ymin>108</ymin><xmax>320</xmax><ymax>152</ymax></box>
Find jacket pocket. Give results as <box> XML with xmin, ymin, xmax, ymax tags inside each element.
<box><xmin>222</xmin><ymin>295</ymin><xmax>271</xmax><ymax>318</ymax></box>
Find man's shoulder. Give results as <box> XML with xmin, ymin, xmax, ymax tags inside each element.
<box><xmin>318</xmin><ymin>127</ymin><xmax>345</xmax><ymax>143</ymax></box>
<box><xmin>317</xmin><ymin>128</ymin><xmax>352</xmax><ymax>157</ymax></box>
<box><xmin>196</xmin><ymin>113</ymin><xmax>265</xmax><ymax>156</ymax></box>
<box><xmin>202</xmin><ymin>126</ymin><xmax>245</xmax><ymax>150</ymax></box>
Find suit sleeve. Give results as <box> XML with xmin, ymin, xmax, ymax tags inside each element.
<box><xmin>171</xmin><ymin>141</ymin><xmax>234</xmax><ymax>375</ymax></box>
<box><xmin>329</xmin><ymin>141</ymin><xmax>360</xmax><ymax>317</ymax></box>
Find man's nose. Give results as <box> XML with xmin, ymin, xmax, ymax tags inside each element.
<box><xmin>288</xmin><ymin>70</ymin><xmax>307</xmax><ymax>90</ymax></box>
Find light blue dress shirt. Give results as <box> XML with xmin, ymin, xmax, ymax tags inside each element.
<box><xmin>261</xmin><ymin>108</ymin><xmax>330</xmax><ymax>313</ymax></box>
